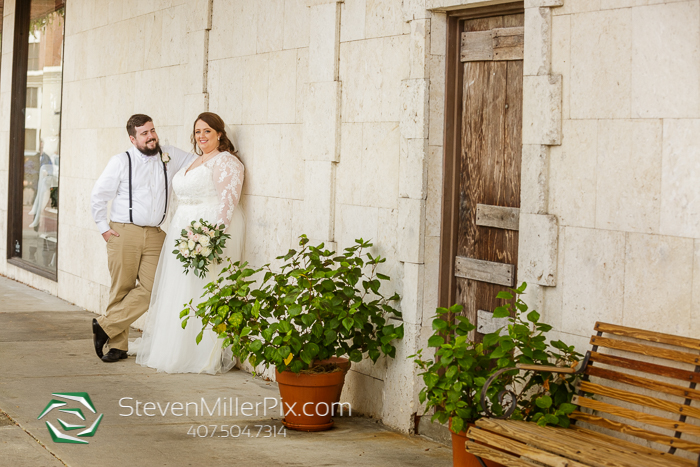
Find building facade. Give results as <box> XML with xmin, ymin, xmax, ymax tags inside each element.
<box><xmin>0</xmin><ymin>0</ymin><xmax>698</xmax><ymax>435</ymax></box>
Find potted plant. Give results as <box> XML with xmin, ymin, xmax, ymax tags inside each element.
<box><xmin>182</xmin><ymin>235</ymin><xmax>404</xmax><ymax>431</ymax></box>
<box><xmin>412</xmin><ymin>283</ymin><xmax>582</xmax><ymax>467</ymax></box>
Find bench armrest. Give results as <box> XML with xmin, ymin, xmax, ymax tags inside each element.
<box><xmin>516</xmin><ymin>364</ymin><xmax>576</xmax><ymax>374</ymax></box>
<box><xmin>479</xmin><ymin>351</ymin><xmax>591</xmax><ymax>418</ymax></box>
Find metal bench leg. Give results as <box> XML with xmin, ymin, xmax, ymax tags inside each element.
<box><xmin>475</xmin><ymin>455</ymin><xmax>487</xmax><ymax>467</ymax></box>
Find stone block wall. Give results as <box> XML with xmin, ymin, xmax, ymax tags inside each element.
<box><xmin>206</xmin><ymin>0</ymin><xmax>438</xmax><ymax>432</ymax></box>
<box><xmin>1</xmin><ymin>0</ymin><xmax>697</xmax><ymax>437</ymax></box>
<box><xmin>0</xmin><ymin>0</ymin><xmax>206</xmax><ymax>327</ymax></box>
<box><xmin>541</xmin><ymin>0</ymin><xmax>700</xmax><ymax>350</ymax></box>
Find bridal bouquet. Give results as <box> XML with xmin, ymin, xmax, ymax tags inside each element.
<box><xmin>173</xmin><ymin>219</ymin><xmax>230</xmax><ymax>279</ymax></box>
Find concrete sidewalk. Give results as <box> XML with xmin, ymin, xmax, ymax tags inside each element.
<box><xmin>0</xmin><ymin>276</ymin><xmax>451</xmax><ymax>467</ymax></box>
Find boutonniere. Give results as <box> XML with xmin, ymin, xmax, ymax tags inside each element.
<box><xmin>161</xmin><ymin>152</ymin><xmax>170</xmax><ymax>164</ymax></box>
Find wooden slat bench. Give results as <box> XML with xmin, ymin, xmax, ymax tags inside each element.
<box><xmin>466</xmin><ymin>322</ymin><xmax>700</xmax><ymax>467</ymax></box>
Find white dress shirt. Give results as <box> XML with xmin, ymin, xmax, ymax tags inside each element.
<box><xmin>91</xmin><ymin>145</ymin><xmax>196</xmax><ymax>234</ymax></box>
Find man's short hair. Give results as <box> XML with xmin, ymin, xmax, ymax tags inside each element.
<box><xmin>126</xmin><ymin>114</ymin><xmax>153</xmax><ymax>137</ymax></box>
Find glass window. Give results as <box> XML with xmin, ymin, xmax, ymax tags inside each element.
<box><xmin>27</xmin><ymin>42</ymin><xmax>40</xmax><ymax>71</ymax></box>
<box><xmin>7</xmin><ymin>1</ymin><xmax>65</xmax><ymax>278</ymax></box>
<box><xmin>26</xmin><ymin>87</ymin><xmax>38</xmax><ymax>108</ymax></box>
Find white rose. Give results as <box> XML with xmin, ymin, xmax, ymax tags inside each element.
<box><xmin>208</xmin><ymin>231</ymin><xmax>216</xmax><ymax>237</ymax></box>
<box><xmin>198</xmin><ymin>235</ymin><xmax>210</xmax><ymax>247</ymax></box>
<box><xmin>182</xmin><ymin>250</ymin><xmax>190</xmax><ymax>258</ymax></box>
<box><xmin>188</xmin><ymin>239</ymin><xmax>195</xmax><ymax>250</ymax></box>
<box><xmin>193</xmin><ymin>221</ymin><xmax>202</xmax><ymax>229</ymax></box>
<box><xmin>201</xmin><ymin>247</ymin><xmax>212</xmax><ymax>257</ymax></box>
<box><xmin>195</xmin><ymin>244</ymin><xmax>203</xmax><ymax>254</ymax></box>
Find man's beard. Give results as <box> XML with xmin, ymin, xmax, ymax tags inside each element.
<box><xmin>137</xmin><ymin>139</ymin><xmax>161</xmax><ymax>156</ymax></box>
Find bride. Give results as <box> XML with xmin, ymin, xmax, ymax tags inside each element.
<box><xmin>132</xmin><ymin>112</ymin><xmax>245</xmax><ymax>374</ymax></box>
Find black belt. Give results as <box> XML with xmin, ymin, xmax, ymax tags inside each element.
<box><xmin>125</xmin><ymin>149</ymin><xmax>168</xmax><ymax>224</ymax></box>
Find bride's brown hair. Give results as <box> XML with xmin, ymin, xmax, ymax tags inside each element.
<box><xmin>191</xmin><ymin>112</ymin><xmax>238</xmax><ymax>156</ymax></box>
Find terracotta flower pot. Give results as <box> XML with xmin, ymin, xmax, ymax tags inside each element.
<box><xmin>449</xmin><ymin>419</ymin><xmax>504</xmax><ymax>467</ymax></box>
<box><xmin>276</xmin><ymin>357</ymin><xmax>351</xmax><ymax>432</ymax></box>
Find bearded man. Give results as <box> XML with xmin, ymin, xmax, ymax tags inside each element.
<box><xmin>89</xmin><ymin>114</ymin><xmax>195</xmax><ymax>362</ymax></box>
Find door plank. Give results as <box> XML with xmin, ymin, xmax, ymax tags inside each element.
<box><xmin>476</xmin><ymin>204</ymin><xmax>520</xmax><ymax>230</ymax></box>
<box><xmin>456</xmin><ymin>13</ymin><xmax>522</xmax><ymax>340</ymax></box>
<box><xmin>460</xmin><ymin>27</ymin><xmax>524</xmax><ymax>62</ymax></box>
<box><xmin>460</xmin><ymin>30</ymin><xmax>493</xmax><ymax>61</ymax></box>
<box><xmin>493</xmin><ymin>27</ymin><xmax>524</xmax><ymax>60</ymax></box>
<box><xmin>454</xmin><ymin>256</ymin><xmax>515</xmax><ymax>286</ymax></box>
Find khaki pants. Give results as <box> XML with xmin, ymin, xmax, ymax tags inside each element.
<box><xmin>98</xmin><ymin>222</ymin><xmax>166</xmax><ymax>351</ymax></box>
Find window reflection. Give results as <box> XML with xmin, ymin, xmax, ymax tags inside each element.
<box><xmin>20</xmin><ymin>3</ymin><xmax>65</xmax><ymax>273</ymax></box>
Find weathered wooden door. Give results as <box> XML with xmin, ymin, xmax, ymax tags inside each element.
<box><xmin>439</xmin><ymin>9</ymin><xmax>524</xmax><ymax>338</ymax></box>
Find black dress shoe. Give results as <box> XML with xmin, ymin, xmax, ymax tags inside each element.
<box><xmin>92</xmin><ymin>319</ymin><xmax>109</xmax><ymax>359</ymax></box>
<box><xmin>102</xmin><ymin>349</ymin><xmax>128</xmax><ymax>363</ymax></box>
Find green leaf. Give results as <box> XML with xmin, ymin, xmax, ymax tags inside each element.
<box><xmin>492</xmin><ymin>306</ymin><xmax>510</xmax><ymax>319</ymax></box>
<box><xmin>496</xmin><ymin>291</ymin><xmax>513</xmax><ymax>300</ymax></box>
<box><xmin>450</xmin><ymin>417</ymin><xmax>464</xmax><ymax>434</ymax></box>
<box><xmin>535</xmin><ymin>395</ymin><xmax>552</xmax><ymax>409</ymax></box>
<box><xmin>349</xmin><ymin>349</ymin><xmax>362</xmax><ymax>362</ymax></box>
<box><xmin>300</xmin><ymin>314</ymin><xmax>315</xmax><ymax>328</ymax></box>
<box><xmin>278</xmin><ymin>320</ymin><xmax>292</xmax><ymax>333</ymax></box>
<box><xmin>228</xmin><ymin>312</ymin><xmax>243</xmax><ymax>328</ymax></box>
<box><xmin>544</xmin><ymin>414</ymin><xmax>559</xmax><ymax>425</ymax></box>
<box><xmin>483</xmin><ymin>332</ymin><xmax>500</xmax><ymax>347</ymax></box>
<box><xmin>249</xmin><ymin>340</ymin><xmax>263</xmax><ymax>352</ymax></box>
<box><xmin>427</xmin><ymin>335</ymin><xmax>445</xmax><ymax>347</ymax></box>
<box><xmin>342</xmin><ymin>317</ymin><xmax>353</xmax><ymax>331</ymax></box>
<box><xmin>558</xmin><ymin>403</ymin><xmax>577</xmax><ymax>415</ymax></box>
<box><xmin>527</xmin><ymin>310</ymin><xmax>540</xmax><ymax>323</ymax></box>
<box><xmin>304</xmin><ymin>342</ymin><xmax>319</xmax><ymax>358</ymax></box>
<box><xmin>318</xmin><ymin>328</ymin><xmax>333</xmax><ymax>343</ymax></box>
<box><xmin>196</xmin><ymin>331</ymin><xmax>203</xmax><ymax>345</ymax></box>
<box><xmin>432</xmin><ymin>319</ymin><xmax>448</xmax><ymax>331</ymax></box>
<box><xmin>289</xmin><ymin>304</ymin><xmax>302</xmax><ymax>316</ymax></box>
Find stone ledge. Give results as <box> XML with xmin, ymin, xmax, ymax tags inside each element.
<box><xmin>400</xmin><ymin>79</ymin><xmax>430</xmax><ymax>140</ymax></box>
<box><xmin>521</xmin><ymin>144</ymin><xmax>549</xmax><ymax>214</ymax></box>
<box><xmin>518</xmin><ymin>213</ymin><xmax>558</xmax><ymax>287</ymax></box>
<box><xmin>525</xmin><ymin>0</ymin><xmax>563</xmax><ymax>7</ymax></box>
<box><xmin>303</xmin><ymin>81</ymin><xmax>341</xmax><ymax>162</ymax></box>
<box><xmin>524</xmin><ymin>7</ymin><xmax>551</xmax><ymax>77</ymax></box>
<box><xmin>523</xmin><ymin>74</ymin><xmax>562</xmax><ymax>146</ymax></box>
<box><xmin>398</xmin><ymin>198</ymin><xmax>426</xmax><ymax>264</ymax></box>
<box><xmin>399</xmin><ymin>138</ymin><xmax>429</xmax><ymax>200</ymax></box>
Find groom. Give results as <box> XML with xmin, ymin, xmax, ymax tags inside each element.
<box><xmin>90</xmin><ymin>114</ymin><xmax>195</xmax><ymax>362</ymax></box>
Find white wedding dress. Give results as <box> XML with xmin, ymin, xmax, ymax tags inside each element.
<box><xmin>132</xmin><ymin>151</ymin><xmax>245</xmax><ymax>374</ymax></box>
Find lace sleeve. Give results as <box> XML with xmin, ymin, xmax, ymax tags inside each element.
<box><xmin>211</xmin><ymin>153</ymin><xmax>244</xmax><ymax>229</ymax></box>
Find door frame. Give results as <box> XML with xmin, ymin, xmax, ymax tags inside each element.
<box><xmin>437</xmin><ymin>2</ymin><xmax>525</xmax><ymax>308</ymax></box>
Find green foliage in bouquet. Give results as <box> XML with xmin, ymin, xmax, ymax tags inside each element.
<box><xmin>181</xmin><ymin>235</ymin><xmax>404</xmax><ymax>373</ymax></box>
<box><xmin>413</xmin><ymin>283</ymin><xmax>582</xmax><ymax>435</ymax></box>
<box><xmin>173</xmin><ymin>219</ymin><xmax>230</xmax><ymax>279</ymax></box>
